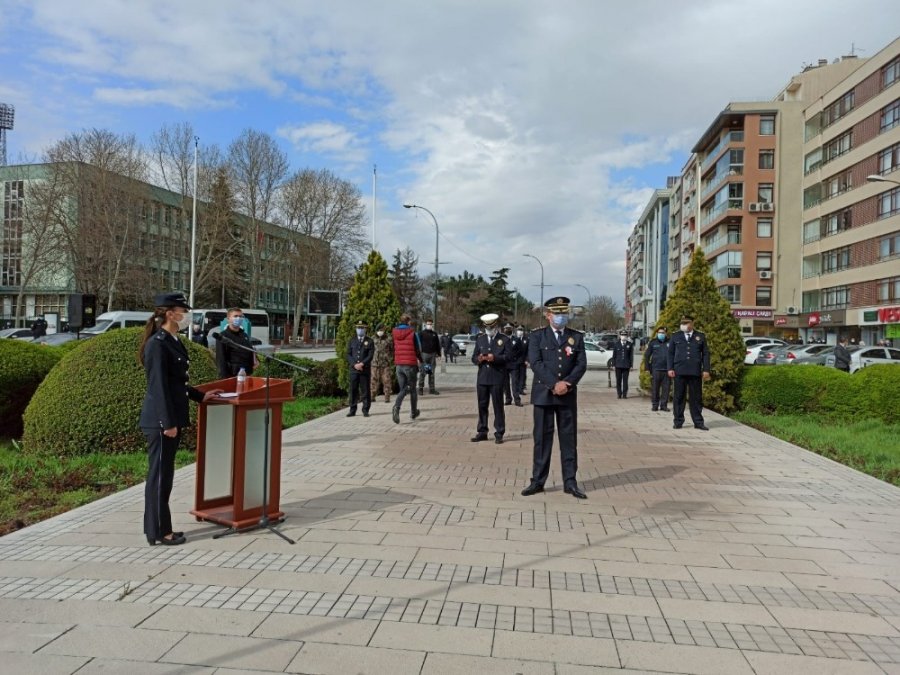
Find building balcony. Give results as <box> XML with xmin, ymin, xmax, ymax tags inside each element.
<box><xmin>701</xmin><ymin>199</ymin><xmax>743</xmax><ymax>230</ymax></box>
<box><xmin>704</xmin><ymin>232</ymin><xmax>741</xmax><ymax>255</ymax></box>
<box><xmin>700</xmin><ymin>166</ymin><xmax>743</xmax><ymax>200</ymax></box>
<box><xmin>701</xmin><ymin>131</ymin><xmax>744</xmax><ymax>172</ymax></box>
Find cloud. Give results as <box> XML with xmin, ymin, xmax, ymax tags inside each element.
<box><xmin>94</xmin><ymin>87</ymin><xmax>225</xmax><ymax>109</ymax></box>
<box><xmin>277</xmin><ymin>121</ymin><xmax>367</xmax><ymax>165</ymax></box>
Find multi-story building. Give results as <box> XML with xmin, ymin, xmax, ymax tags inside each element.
<box><xmin>796</xmin><ymin>37</ymin><xmax>900</xmax><ymax>344</ymax></box>
<box><xmin>0</xmin><ymin>162</ymin><xmax>328</xmax><ymax>339</ymax></box>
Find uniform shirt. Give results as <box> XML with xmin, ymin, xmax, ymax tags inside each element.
<box><xmin>611</xmin><ymin>339</ymin><xmax>634</xmax><ymax>368</ymax></box>
<box><xmin>505</xmin><ymin>334</ymin><xmax>526</xmax><ymax>369</ymax></box>
<box><xmin>347</xmin><ymin>335</ymin><xmax>375</xmax><ymax>373</ymax></box>
<box><xmin>471</xmin><ymin>332</ymin><xmax>510</xmax><ymax>385</ymax></box>
<box><xmin>666</xmin><ymin>329</ymin><xmax>711</xmax><ymax>376</ymax></box>
<box><xmin>527</xmin><ymin>326</ymin><xmax>587</xmax><ymax>406</ymax></box>
<box><xmin>140</xmin><ymin>330</ymin><xmax>204</xmax><ymax>429</ymax></box>
<box><xmin>642</xmin><ymin>338</ymin><xmax>670</xmax><ymax>371</ymax></box>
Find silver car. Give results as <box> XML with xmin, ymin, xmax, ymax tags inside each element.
<box><xmin>826</xmin><ymin>346</ymin><xmax>900</xmax><ymax>373</ymax></box>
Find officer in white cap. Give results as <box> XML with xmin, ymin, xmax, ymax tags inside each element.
<box><xmin>470</xmin><ymin>313</ymin><xmax>510</xmax><ymax>443</ymax></box>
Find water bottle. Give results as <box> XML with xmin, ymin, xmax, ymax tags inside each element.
<box><xmin>236</xmin><ymin>367</ymin><xmax>247</xmax><ymax>393</ymax></box>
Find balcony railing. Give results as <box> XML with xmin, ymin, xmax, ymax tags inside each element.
<box><xmin>701</xmin><ymin>166</ymin><xmax>743</xmax><ymax>200</ymax></box>
<box><xmin>701</xmin><ymin>131</ymin><xmax>744</xmax><ymax>171</ymax></box>
<box><xmin>701</xmin><ymin>199</ymin><xmax>743</xmax><ymax>227</ymax></box>
<box><xmin>703</xmin><ymin>232</ymin><xmax>741</xmax><ymax>253</ymax></box>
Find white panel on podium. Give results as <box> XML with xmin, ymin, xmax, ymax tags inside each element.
<box><xmin>243</xmin><ymin>408</ymin><xmax>271</xmax><ymax>510</ymax></box>
<box><xmin>203</xmin><ymin>404</ymin><xmax>234</xmax><ymax>500</ymax></box>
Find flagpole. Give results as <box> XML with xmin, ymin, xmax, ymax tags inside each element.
<box><xmin>372</xmin><ymin>164</ymin><xmax>377</xmax><ymax>250</ymax></box>
<box><xmin>189</xmin><ymin>136</ymin><xmax>198</xmax><ymax>308</ymax></box>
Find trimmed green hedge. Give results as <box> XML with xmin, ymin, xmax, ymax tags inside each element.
<box><xmin>261</xmin><ymin>355</ymin><xmax>345</xmax><ymax>398</ymax></box>
<box><xmin>22</xmin><ymin>328</ymin><xmax>218</xmax><ymax>456</ymax></box>
<box><xmin>0</xmin><ymin>340</ymin><xmax>63</xmax><ymax>438</ymax></box>
<box><xmin>739</xmin><ymin>364</ymin><xmax>899</xmax><ymax>424</ymax></box>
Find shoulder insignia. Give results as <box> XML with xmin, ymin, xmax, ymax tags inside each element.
<box><xmin>567</xmin><ymin>337</ymin><xmax>575</xmax><ymax>345</ymax></box>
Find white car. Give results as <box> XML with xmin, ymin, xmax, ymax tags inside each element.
<box><xmin>825</xmin><ymin>346</ymin><xmax>900</xmax><ymax>373</ymax></box>
<box><xmin>584</xmin><ymin>341</ymin><xmax>613</xmax><ymax>369</ymax></box>
<box><xmin>451</xmin><ymin>334</ymin><xmax>472</xmax><ymax>356</ymax></box>
<box><xmin>0</xmin><ymin>327</ymin><xmax>35</xmax><ymax>340</ymax></box>
<box><xmin>743</xmin><ymin>336</ymin><xmax>789</xmax><ymax>348</ymax></box>
<box><xmin>745</xmin><ymin>341</ymin><xmax>784</xmax><ymax>365</ymax></box>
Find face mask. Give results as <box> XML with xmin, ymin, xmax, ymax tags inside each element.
<box><xmin>551</xmin><ymin>314</ymin><xmax>568</xmax><ymax>328</ymax></box>
<box><xmin>376</xmin><ymin>330</ymin><xmax>384</xmax><ymax>337</ymax></box>
<box><xmin>657</xmin><ymin>333</ymin><xmax>666</xmax><ymax>341</ymax></box>
<box><xmin>176</xmin><ymin>313</ymin><xmax>192</xmax><ymax>331</ymax></box>
<box><xmin>516</xmin><ymin>330</ymin><xmax>524</xmax><ymax>338</ymax></box>
<box><xmin>680</xmin><ymin>324</ymin><xmax>690</xmax><ymax>332</ymax></box>
<box><xmin>620</xmin><ymin>337</ymin><xmax>626</xmax><ymax>343</ymax></box>
<box><xmin>425</xmin><ymin>324</ymin><xmax>433</xmax><ymax>331</ymax></box>
<box><xmin>231</xmin><ymin>317</ymin><xmax>243</xmax><ymax>328</ymax></box>
<box><xmin>356</xmin><ymin>328</ymin><xmax>365</xmax><ymax>338</ymax></box>
<box><xmin>504</xmin><ymin>329</ymin><xmax>512</xmax><ymax>336</ymax></box>
<box><xmin>487</xmin><ymin>327</ymin><xmax>497</xmax><ymax>337</ymax></box>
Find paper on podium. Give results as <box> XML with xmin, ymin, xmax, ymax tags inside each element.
<box><xmin>217</xmin><ymin>392</ymin><xmax>239</xmax><ymax>399</ymax></box>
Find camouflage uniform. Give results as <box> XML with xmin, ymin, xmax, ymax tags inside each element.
<box><xmin>370</xmin><ymin>332</ymin><xmax>394</xmax><ymax>402</ymax></box>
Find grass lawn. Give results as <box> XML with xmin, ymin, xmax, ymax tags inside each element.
<box><xmin>732</xmin><ymin>411</ymin><xmax>900</xmax><ymax>487</ymax></box>
<box><xmin>1</xmin><ymin>396</ymin><xmax>343</xmax><ymax>536</ymax></box>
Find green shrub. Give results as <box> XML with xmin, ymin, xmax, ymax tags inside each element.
<box><xmin>262</xmin><ymin>355</ymin><xmax>345</xmax><ymax>398</ymax></box>
<box><xmin>0</xmin><ymin>340</ymin><xmax>63</xmax><ymax>438</ymax></box>
<box><xmin>848</xmin><ymin>365</ymin><xmax>900</xmax><ymax>425</ymax></box>
<box><xmin>23</xmin><ymin>328</ymin><xmax>217</xmax><ymax>456</ymax></box>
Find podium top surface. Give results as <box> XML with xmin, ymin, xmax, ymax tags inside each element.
<box><xmin>196</xmin><ymin>376</ymin><xmax>294</xmax><ymax>404</ymax></box>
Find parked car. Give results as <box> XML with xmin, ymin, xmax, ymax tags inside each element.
<box><xmin>744</xmin><ymin>341</ymin><xmax>784</xmax><ymax>365</ymax></box>
<box><xmin>595</xmin><ymin>333</ymin><xmax>618</xmax><ymax>349</ymax></box>
<box><xmin>78</xmin><ymin>311</ymin><xmax>152</xmax><ymax>336</ymax></box>
<box><xmin>825</xmin><ymin>346</ymin><xmax>900</xmax><ymax>373</ymax></box>
<box><xmin>0</xmin><ymin>327</ymin><xmax>34</xmax><ymax>340</ymax></box>
<box><xmin>451</xmin><ymin>333</ymin><xmax>472</xmax><ymax>356</ymax></box>
<box><xmin>770</xmin><ymin>343</ymin><xmax>835</xmax><ymax>365</ymax></box>
<box><xmin>743</xmin><ymin>336</ymin><xmax>789</xmax><ymax>348</ymax></box>
<box><xmin>584</xmin><ymin>341</ymin><xmax>613</xmax><ymax>369</ymax></box>
<box><xmin>754</xmin><ymin>345</ymin><xmax>791</xmax><ymax>365</ymax></box>
<box><xmin>32</xmin><ymin>331</ymin><xmax>83</xmax><ymax>346</ymax></box>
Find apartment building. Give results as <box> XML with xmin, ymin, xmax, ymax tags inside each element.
<box><xmin>797</xmin><ymin>37</ymin><xmax>900</xmax><ymax>345</ymax></box>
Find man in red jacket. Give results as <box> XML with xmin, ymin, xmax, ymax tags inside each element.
<box><xmin>391</xmin><ymin>315</ymin><xmax>422</xmax><ymax>424</ymax></box>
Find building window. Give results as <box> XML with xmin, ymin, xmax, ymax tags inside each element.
<box><xmin>822</xmin><ymin>285</ymin><xmax>850</xmax><ymax>309</ymax></box>
<box><xmin>823</xmin><ymin>210</ymin><xmax>852</xmax><ymax>237</ymax></box>
<box><xmin>879</xmin><ymin>143</ymin><xmax>900</xmax><ymax>175</ymax></box>
<box><xmin>718</xmin><ymin>285</ymin><xmax>741</xmax><ymax>304</ymax></box>
<box><xmin>756</xmin><ymin>286</ymin><xmax>772</xmax><ymax>306</ymax></box>
<box><xmin>822</xmin><ymin>90</ymin><xmax>855</xmax><ymax>127</ymax></box>
<box><xmin>758</xmin><ymin>183</ymin><xmax>774</xmax><ymax>203</ymax></box>
<box><xmin>885</xmin><ymin>57</ymin><xmax>900</xmax><ymax>89</ymax></box>
<box><xmin>882</xmin><ymin>99</ymin><xmax>900</xmax><ymax>133</ymax></box>
<box><xmin>823</xmin><ymin>131</ymin><xmax>852</xmax><ymax>163</ymax></box>
<box><xmin>757</xmin><ymin>218</ymin><xmax>773</xmax><ymax>238</ymax></box>
<box><xmin>758</xmin><ymin>150</ymin><xmax>775</xmax><ymax>169</ymax></box>
<box><xmin>878</xmin><ymin>276</ymin><xmax>900</xmax><ymax>302</ymax></box>
<box><xmin>759</xmin><ymin>115</ymin><xmax>775</xmax><ymax>135</ymax></box>
<box><xmin>821</xmin><ymin>246</ymin><xmax>851</xmax><ymax>274</ymax></box>
<box><xmin>756</xmin><ymin>252</ymin><xmax>773</xmax><ymax>271</ymax></box>
<box><xmin>879</xmin><ymin>187</ymin><xmax>900</xmax><ymax>218</ymax></box>
<box><xmin>880</xmin><ymin>232</ymin><xmax>900</xmax><ymax>260</ymax></box>
<box><xmin>825</xmin><ymin>171</ymin><xmax>852</xmax><ymax>198</ymax></box>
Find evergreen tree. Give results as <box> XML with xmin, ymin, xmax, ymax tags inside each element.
<box><xmin>645</xmin><ymin>247</ymin><xmax>746</xmax><ymax>413</ymax></box>
<box><xmin>469</xmin><ymin>267</ymin><xmax>515</xmax><ymax>321</ymax></box>
<box><xmin>389</xmin><ymin>247</ymin><xmax>426</xmax><ymax>316</ymax></box>
<box><xmin>335</xmin><ymin>250</ymin><xmax>402</xmax><ymax>389</ymax></box>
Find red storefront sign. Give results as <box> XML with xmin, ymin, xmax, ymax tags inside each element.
<box><xmin>808</xmin><ymin>313</ymin><xmax>820</xmax><ymax>326</ymax></box>
<box><xmin>775</xmin><ymin>318</ymin><xmax>787</xmax><ymax>326</ymax></box>
<box><xmin>879</xmin><ymin>306</ymin><xmax>900</xmax><ymax>323</ymax></box>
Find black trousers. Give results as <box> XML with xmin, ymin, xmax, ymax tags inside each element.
<box><xmin>143</xmin><ymin>427</ymin><xmax>180</xmax><ymax>541</ymax></box>
<box><xmin>476</xmin><ymin>383</ymin><xmax>505</xmax><ymax>438</ymax></box>
<box><xmin>531</xmin><ymin>404</ymin><xmax>578</xmax><ymax>486</ymax></box>
<box><xmin>348</xmin><ymin>370</ymin><xmax>371</xmax><ymax>413</ymax></box>
<box><xmin>673</xmin><ymin>374</ymin><xmax>704</xmax><ymax>426</ymax></box>
<box><xmin>518</xmin><ymin>364</ymin><xmax>527</xmax><ymax>393</ymax></box>
<box><xmin>615</xmin><ymin>367</ymin><xmax>630</xmax><ymax>396</ymax></box>
<box><xmin>503</xmin><ymin>368</ymin><xmax>522</xmax><ymax>403</ymax></box>
<box><xmin>650</xmin><ymin>370</ymin><xmax>671</xmax><ymax>409</ymax></box>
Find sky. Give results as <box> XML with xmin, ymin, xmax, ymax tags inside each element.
<box><xmin>1</xmin><ymin>0</ymin><xmax>899</xmax><ymax>311</ymax></box>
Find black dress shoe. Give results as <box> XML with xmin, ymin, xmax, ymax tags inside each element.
<box><xmin>471</xmin><ymin>434</ymin><xmax>488</xmax><ymax>442</ymax></box>
<box><xmin>391</xmin><ymin>407</ymin><xmax>400</xmax><ymax>424</ymax></box>
<box><xmin>564</xmin><ymin>484</ymin><xmax>587</xmax><ymax>499</ymax></box>
<box><xmin>411</xmin><ymin>409</ymin><xmax>421</xmax><ymax>419</ymax></box>
<box><xmin>651</xmin><ymin>407</ymin><xmax>658</xmax><ymax>411</ymax></box>
<box><xmin>695</xmin><ymin>424</ymin><xmax>709</xmax><ymax>431</ymax></box>
<box><xmin>673</xmin><ymin>423</ymin><xmax>683</xmax><ymax>429</ymax></box>
<box><xmin>430</xmin><ymin>390</ymin><xmax>440</xmax><ymax>395</ymax></box>
<box><xmin>148</xmin><ymin>533</ymin><xmax>186</xmax><ymax>546</ymax></box>
<box><xmin>363</xmin><ymin>412</ymin><xmax>370</xmax><ymax>417</ymax></box>
<box><xmin>660</xmin><ymin>407</ymin><xmax>669</xmax><ymax>412</ymax></box>
<box><xmin>504</xmin><ymin>400</ymin><xmax>513</xmax><ymax>405</ymax></box>
<box><xmin>494</xmin><ymin>437</ymin><xmax>503</xmax><ymax>444</ymax></box>
<box><xmin>521</xmin><ymin>483</ymin><xmax>544</xmax><ymax>496</ymax></box>
<box><xmin>514</xmin><ymin>400</ymin><xmax>523</xmax><ymax>407</ymax></box>
<box><xmin>346</xmin><ymin>411</ymin><xmax>356</xmax><ymax>417</ymax></box>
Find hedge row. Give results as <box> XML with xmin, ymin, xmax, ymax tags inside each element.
<box><xmin>261</xmin><ymin>354</ymin><xmax>345</xmax><ymax>398</ymax></box>
<box><xmin>738</xmin><ymin>364</ymin><xmax>898</xmax><ymax>425</ymax></box>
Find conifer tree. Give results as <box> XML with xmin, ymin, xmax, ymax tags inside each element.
<box><xmin>335</xmin><ymin>250</ymin><xmax>402</xmax><ymax>389</ymax></box>
<box><xmin>644</xmin><ymin>247</ymin><xmax>746</xmax><ymax>413</ymax></box>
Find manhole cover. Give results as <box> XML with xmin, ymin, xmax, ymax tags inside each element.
<box><xmin>401</xmin><ymin>504</ymin><xmax>476</xmax><ymax>525</ymax></box>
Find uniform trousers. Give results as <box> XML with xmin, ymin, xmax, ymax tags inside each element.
<box><xmin>673</xmin><ymin>374</ymin><xmax>705</xmax><ymax>426</ymax></box>
<box><xmin>476</xmin><ymin>383</ymin><xmax>505</xmax><ymax>438</ymax></box>
<box><xmin>348</xmin><ymin>370</ymin><xmax>371</xmax><ymax>413</ymax></box>
<box><xmin>531</xmin><ymin>404</ymin><xmax>578</xmax><ymax>486</ymax></box>
<box><xmin>650</xmin><ymin>370</ymin><xmax>671</xmax><ymax>409</ymax></box>
<box><xmin>518</xmin><ymin>363</ymin><xmax>528</xmax><ymax>393</ymax></box>
<box><xmin>503</xmin><ymin>368</ymin><xmax>522</xmax><ymax>403</ymax></box>
<box><xmin>143</xmin><ymin>428</ymin><xmax>180</xmax><ymax>541</ymax></box>
<box><xmin>615</xmin><ymin>367</ymin><xmax>630</xmax><ymax>396</ymax></box>
<box><xmin>394</xmin><ymin>365</ymin><xmax>418</xmax><ymax>413</ymax></box>
<box><xmin>370</xmin><ymin>365</ymin><xmax>393</xmax><ymax>401</ymax></box>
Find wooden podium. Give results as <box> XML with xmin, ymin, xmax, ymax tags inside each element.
<box><xmin>191</xmin><ymin>376</ymin><xmax>294</xmax><ymax>530</ymax></box>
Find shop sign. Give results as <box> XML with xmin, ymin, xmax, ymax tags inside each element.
<box><xmin>863</xmin><ymin>310</ymin><xmax>879</xmax><ymax>322</ymax></box>
<box><xmin>879</xmin><ymin>306</ymin><xmax>900</xmax><ymax>323</ymax></box>
<box><xmin>808</xmin><ymin>312</ymin><xmax>820</xmax><ymax>326</ymax></box>
<box><xmin>775</xmin><ymin>318</ymin><xmax>787</xmax><ymax>326</ymax></box>
<box><xmin>732</xmin><ymin>309</ymin><xmax>773</xmax><ymax>319</ymax></box>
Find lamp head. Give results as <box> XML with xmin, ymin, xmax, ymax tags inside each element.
<box><xmin>403</xmin><ymin>203</ymin><xmax>414</xmax><ymax>209</ymax></box>
<box><xmin>866</xmin><ymin>175</ymin><xmax>888</xmax><ymax>183</ymax></box>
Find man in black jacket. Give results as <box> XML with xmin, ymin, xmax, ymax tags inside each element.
<box><xmin>215</xmin><ymin>307</ymin><xmax>255</xmax><ymax>378</ymax></box>
<box><xmin>471</xmin><ymin>313</ymin><xmax>509</xmax><ymax>443</ymax></box>
<box><xmin>417</xmin><ymin>319</ymin><xmax>442</xmax><ymax>395</ymax></box>
<box><xmin>667</xmin><ymin>315</ymin><xmax>711</xmax><ymax>431</ymax></box>
<box><xmin>502</xmin><ymin>323</ymin><xmax>525</xmax><ymax>406</ymax></box>
<box><xmin>834</xmin><ymin>336</ymin><xmax>851</xmax><ymax>372</ymax></box>
<box><xmin>643</xmin><ymin>326</ymin><xmax>670</xmax><ymax>411</ymax></box>
<box><xmin>611</xmin><ymin>330</ymin><xmax>634</xmax><ymax>398</ymax></box>
<box><xmin>346</xmin><ymin>321</ymin><xmax>375</xmax><ymax>417</ymax></box>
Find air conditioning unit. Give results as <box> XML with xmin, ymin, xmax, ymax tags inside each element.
<box><xmin>786</xmin><ymin>306</ymin><xmax>799</xmax><ymax>315</ymax></box>
<box><xmin>748</xmin><ymin>203</ymin><xmax>761</xmax><ymax>212</ymax></box>
<box><xmin>761</xmin><ymin>203</ymin><xmax>775</xmax><ymax>212</ymax></box>
<box><xmin>759</xmin><ymin>270</ymin><xmax>773</xmax><ymax>280</ymax></box>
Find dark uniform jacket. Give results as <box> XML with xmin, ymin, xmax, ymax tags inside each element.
<box><xmin>215</xmin><ymin>328</ymin><xmax>255</xmax><ymax>378</ymax></box>
<box><xmin>140</xmin><ymin>331</ymin><xmax>204</xmax><ymax>429</ymax></box>
<box><xmin>611</xmin><ymin>340</ymin><xmax>634</xmax><ymax>368</ymax></box>
<box><xmin>642</xmin><ymin>338</ymin><xmax>670</xmax><ymax>371</ymax></box>
<box><xmin>471</xmin><ymin>332</ymin><xmax>509</xmax><ymax>385</ymax></box>
<box><xmin>833</xmin><ymin>343</ymin><xmax>851</xmax><ymax>370</ymax></box>
<box><xmin>505</xmin><ymin>335</ymin><xmax>526</xmax><ymax>370</ymax></box>
<box><xmin>347</xmin><ymin>335</ymin><xmax>375</xmax><ymax>373</ymax></box>
<box><xmin>666</xmin><ymin>330</ymin><xmax>711</xmax><ymax>376</ymax></box>
<box><xmin>528</xmin><ymin>326</ymin><xmax>587</xmax><ymax>406</ymax></box>
<box><xmin>418</xmin><ymin>329</ymin><xmax>442</xmax><ymax>356</ymax></box>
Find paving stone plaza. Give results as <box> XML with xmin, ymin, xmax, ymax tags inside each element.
<box><xmin>2</xmin><ymin>363</ymin><xmax>900</xmax><ymax>674</ymax></box>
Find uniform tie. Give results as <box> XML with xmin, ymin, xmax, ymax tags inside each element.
<box><xmin>556</xmin><ymin>330</ymin><xmax>563</xmax><ymax>345</ymax></box>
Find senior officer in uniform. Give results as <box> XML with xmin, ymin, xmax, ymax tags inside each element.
<box><xmin>522</xmin><ymin>297</ymin><xmax>588</xmax><ymax>499</ymax></box>
<box><xmin>346</xmin><ymin>321</ymin><xmax>374</xmax><ymax>417</ymax></box>
<box><xmin>667</xmin><ymin>314</ymin><xmax>711</xmax><ymax>431</ymax></box>
<box><xmin>502</xmin><ymin>322</ymin><xmax>525</xmax><ymax>406</ymax></box>
<box><xmin>471</xmin><ymin>313</ymin><xmax>510</xmax><ymax>444</ymax></box>
<box><xmin>139</xmin><ymin>292</ymin><xmax>221</xmax><ymax>546</ymax></box>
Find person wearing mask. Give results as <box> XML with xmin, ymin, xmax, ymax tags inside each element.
<box><xmin>521</xmin><ymin>297</ymin><xmax>588</xmax><ymax>500</ymax></box>
<box><xmin>417</xmin><ymin>319</ymin><xmax>442</xmax><ymax>395</ymax></box>
<box><xmin>190</xmin><ymin>322</ymin><xmax>207</xmax><ymax>347</ymax></box>
<box><xmin>391</xmin><ymin>314</ymin><xmax>421</xmax><ymax>424</ymax></box>
<box><xmin>516</xmin><ymin>325</ymin><xmax>529</xmax><ymax>396</ymax></box>
<box><xmin>667</xmin><ymin>315</ymin><xmax>711</xmax><ymax>431</ymax></box>
<box><xmin>346</xmin><ymin>321</ymin><xmax>374</xmax><ymax>417</ymax></box>
<box><xmin>612</xmin><ymin>329</ymin><xmax>635</xmax><ymax>399</ymax></box>
<box><xmin>139</xmin><ymin>292</ymin><xmax>221</xmax><ymax>546</ymax></box>
<box><xmin>502</xmin><ymin>323</ymin><xmax>525</xmax><ymax>406</ymax></box>
<box><xmin>370</xmin><ymin>324</ymin><xmax>394</xmax><ymax>403</ymax></box>
<box><xmin>215</xmin><ymin>307</ymin><xmax>255</xmax><ymax>379</ymax></box>
<box><xmin>440</xmin><ymin>332</ymin><xmax>453</xmax><ymax>363</ymax></box>
<box><xmin>834</xmin><ymin>335</ymin><xmax>851</xmax><ymax>372</ymax></box>
<box><xmin>471</xmin><ymin>313</ymin><xmax>510</xmax><ymax>443</ymax></box>
<box><xmin>643</xmin><ymin>326</ymin><xmax>670</xmax><ymax>412</ymax></box>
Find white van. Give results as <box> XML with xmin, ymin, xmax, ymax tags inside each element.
<box><xmin>192</xmin><ymin>308</ymin><xmax>271</xmax><ymax>351</ymax></box>
<box><xmin>79</xmin><ymin>311</ymin><xmax>152</xmax><ymax>335</ymax></box>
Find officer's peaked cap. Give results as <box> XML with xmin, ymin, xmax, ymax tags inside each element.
<box><xmin>154</xmin><ymin>292</ymin><xmax>191</xmax><ymax>310</ymax></box>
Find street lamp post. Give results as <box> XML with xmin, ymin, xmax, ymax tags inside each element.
<box><xmin>523</xmin><ymin>253</ymin><xmax>545</xmax><ymax>309</ymax></box>
<box><xmin>403</xmin><ymin>203</ymin><xmax>439</xmax><ymax>328</ymax></box>
<box><xmin>189</xmin><ymin>136</ymin><xmax>198</xmax><ymax>308</ymax></box>
<box><xmin>867</xmin><ymin>174</ymin><xmax>900</xmax><ymax>186</ymax></box>
<box><xmin>575</xmin><ymin>283</ymin><xmax>592</xmax><ymax>331</ymax></box>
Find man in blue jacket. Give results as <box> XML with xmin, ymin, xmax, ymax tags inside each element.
<box><xmin>667</xmin><ymin>315</ymin><xmax>711</xmax><ymax>431</ymax></box>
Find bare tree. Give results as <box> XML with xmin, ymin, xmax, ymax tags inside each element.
<box><xmin>44</xmin><ymin>129</ymin><xmax>150</xmax><ymax>311</ymax></box>
<box><xmin>227</xmin><ymin>129</ymin><xmax>288</xmax><ymax>306</ymax></box>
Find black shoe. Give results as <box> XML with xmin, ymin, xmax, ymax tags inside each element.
<box><xmin>695</xmin><ymin>424</ymin><xmax>709</xmax><ymax>431</ymax></box>
<box><xmin>651</xmin><ymin>407</ymin><xmax>658</xmax><ymax>412</ymax></box>
<box><xmin>392</xmin><ymin>408</ymin><xmax>400</xmax><ymax>424</ymax></box>
<box><xmin>673</xmin><ymin>423</ymin><xmax>683</xmax><ymax>429</ymax></box>
<box><xmin>617</xmin><ymin>394</ymin><xmax>622</xmax><ymax>399</ymax></box>
<box><xmin>564</xmin><ymin>484</ymin><xmax>587</xmax><ymax>499</ymax></box>
<box><xmin>346</xmin><ymin>411</ymin><xmax>356</xmax><ymax>417</ymax></box>
<box><xmin>471</xmin><ymin>434</ymin><xmax>488</xmax><ymax>442</ymax></box>
<box><xmin>411</xmin><ymin>409</ymin><xmax>421</xmax><ymax>419</ymax></box>
<box><xmin>494</xmin><ymin>437</ymin><xmax>503</xmax><ymax>444</ymax></box>
<box><xmin>622</xmin><ymin>393</ymin><xmax>628</xmax><ymax>399</ymax></box>
<box><xmin>505</xmin><ymin>400</ymin><xmax>512</xmax><ymax>405</ymax></box>
<box><xmin>417</xmin><ymin>388</ymin><xmax>424</xmax><ymax>395</ymax></box>
<box><xmin>514</xmin><ymin>400</ymin><xmax>523</xmax><ymax>407</ymax></box>
<box><xmin>660</xmin><ymin>407</ymin><xmax>669</xmax><ymax>412</ymax></box>
<box><xmin>148</xmin><ymin>533</ymin><xmax>186</xmax><ymax>546</ymax></box>
<box><xmin>363</xmin><ymin>412</ymin><xmax>370</xmax><ymax>417</ymax></box>
<box><xmin>521</xmin><ymin>483</ymin><xmax>544</xmax><ymax>496</ymax></box>
<box><xmin>430</xmin><ymin>390</ymin><xmax>440</xmax><ymax>395</ymax></box>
